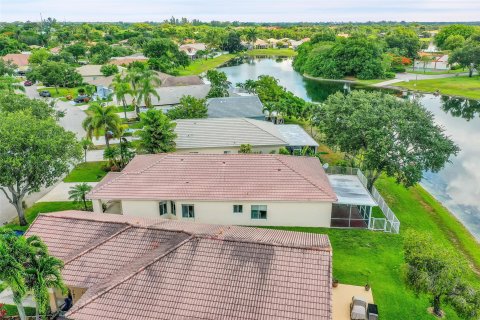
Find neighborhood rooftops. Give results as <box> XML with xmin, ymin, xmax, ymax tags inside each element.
<box><xmin>125</xmin><ymin>84</ymin><xmax>211</xmax><ymax>107</ymax></box>
<box><xmin>174</xmin><ymin>118</ymin><xmax>318</xmax><ymax>150</ymax></box>
<box><xmin>87</xmin><ymin>153</ymin><xmax>337</xmax><ymax>202</ymax></box>
<box><xmin>76</xmin><ymin>64</ymin><xmax>103</xmax><ymax>77</ymax></box>
<box><xmin>1</xmin><ymin>53</ymin><xmax>31</xmax><ymax>67</ymax></box>
<box><xmin>26</xmin><ymin>211</ymin><xmax>333</xmax><ymax>320</ymax></box>
<box><xmin>207</xmin><ymin>96</ymin><xmax>265</xmax><ymax>119</ymax></box>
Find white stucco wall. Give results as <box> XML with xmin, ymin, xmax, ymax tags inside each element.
<box><xmin>176</xmin><ymin>145</ymin><xmax>284</xmax><ymax>155</ymax></box>
<box><xmin>119</xmin><ymin>199</ymin><xmax>332</xmax><ymax>227</ymax></box>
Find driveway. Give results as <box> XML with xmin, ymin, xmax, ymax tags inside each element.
<box><xmin>37</xmin><ymin>182</ymin><xmax>98</xmax><ymax>202</ymax></box>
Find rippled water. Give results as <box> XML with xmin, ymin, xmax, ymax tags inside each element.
<box><xmin>219</xmin><ymin>57</ymin><xmax>480</xmax><ymax>239</ymax></box>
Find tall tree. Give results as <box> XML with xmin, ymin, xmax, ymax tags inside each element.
<box><xmin>110</xmin><ymin>74</ymin><xmax>133</xmax><ymax>119</ymax></box>
<box><xmin>0</xmin><ymin>231</ymin><xmax>28</xmax><ymax>320</ymax></box>
<box><xmin>24</xmin><ymin>236</ymin><xmax>67</xmax><ymax>320</ymax></box>
<box><xmin>385</xmin><ymin>26</ymin><xmax>421</xmax><ymax>59</ymax></box>
<box><xmin>135</xmin><ymin>69</ymin><xmax>161</xmax><ymax>108</ymax></box>
<box><xmin>166</xmin><ymin>95</ymin><xmax>207</xmax><ymax>120</ymax></box>
<box><xmin>0</xmin><ymin>112</ymin><xmax>81</xmax><ymax>225</ymax></box>
<box><xmin>245</xmin><ymin>28</ymin><xmax>258</xmax><ymax>48</ymax></box>
<box><xmin>404</xmin><ymin>231</ymin><xmax>480</xmax><ymax>318</ymax></box>
<box><xmin>221</xmin><ymin>31</ymin><xmax>243</xmax><ymax>53</ymax></box>
<box><xmin>318</xmin><ymin>90</ymin><xmax>459</xmax><ymax>190</ymax></box>
<box><xmin>143</xmin><ymin>38</ymin><xmax>189</xmax><ymax>72</ymax></box>
<box><xmin>449</xmin><ymin>44</ymin><xmax>480</xmax><ymax>77</ymax></box>
<box><xmin>206</xmin><ymin>69</ymin><xmax>230</xmax><ymax>98</ymax></box>
<box><xmin>138</xmin><ymin>109</ymin><xmax>177</xmax><ymax>154</ymax></box>
<box><xmin>82</xmin><ymin>103</ymin><xmax>123</xmax><ymax>148</ymax></box>
<box><xmin>68</xmin><ymin>183</ymin><xmax>93</xmax><ymax>211</ymax></box>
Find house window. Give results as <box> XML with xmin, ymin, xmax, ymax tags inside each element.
<box><xmin>159</xmin><ymin>201</ymin><xmax>168</xmax><ymax>216</ymax></box>
<box><xmin>171</xmin><ymin>202</ymin><xmax>176</xmax><ymax>215</ymax></box>
<box><xmin>182</xmin><ymin>204</ymin><xmax>195</xmax><ymax>218</ymax></box>
<box><xmin>251</xmin><ymin>205</ymin><xmax>267</xmax><ymax>219</ymax></box>
<box><xmin>233</xmin><ymin>205</ymin><xmax>243</xmax><ymax>213</ymax></box>
<box><xmin>224</xmin><ymin>151</ymin><xmax>231</xmax><ymax>154</ymax></box>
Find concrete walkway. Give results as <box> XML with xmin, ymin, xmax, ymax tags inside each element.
<box><xmin>86</xmin><ymin>150</ymin><xmax>105</xmax><ymax>162</ymax></box>
<box><xmin>373</xmin><ymin>71</ymin><xmax>468</xmax><ymax>87</ymax></box>
<box><xmin>0</xmin><ymin>288</ymin><xmax>36</xmax><ymax>308</ymax></box>
<box><xmin>37</xmin><ymin>182</ymin><xmax>98</xmax><ymax>202</ymax></box>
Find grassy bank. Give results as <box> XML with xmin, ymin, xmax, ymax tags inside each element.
<box><xmin>395</xmin><ymin>75</ymin><xmax>480</xmax><ymax>100</ymax></box>
<box><xmin>269</xmin><ymin>176</ymin><xmax>480</xmax><ymax>319</ymax></box>
<box><xmin>4</xmin><ymin>305</ymin><xmax>36</xmax><ymax>317</ymax></box>
<box><xmin>3</xmin><ymin>201</ymin><xmax>89</xmax><ymax>231</ymax></box>
<box><xmin>63</xmin><ymin>161</ymin><xmax>108</xmax><ymax>182</ymax></box>
<box><xmin>246</xmin><ymin>48</ymin><xmax>297</xmax><ymax>57</ymax></box>
<box><xmin>406</xmin><ymin>69</ymin><xmax>466</xmax><ymax>75</ymax></box>
<box><xmin>176</xmin><ymin>54</ymin><xmax>235</xmax><ymax>75</ymax></box>
<box><xmin>36</xmin><ymin>86</ymin><xmax>83</xmax><ymax>99</ymax></box>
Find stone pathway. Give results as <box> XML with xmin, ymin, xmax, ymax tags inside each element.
<box><xmin>37</xmin><ymin>182</ymin><xmax>98</xmax><ymax>202</ymax></box>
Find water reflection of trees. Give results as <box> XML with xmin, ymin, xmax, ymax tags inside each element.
<box><xmin>440</xmin><ymin>96</ymin><xmax>480</xmax><ymax>121</ymax></box>
<box><xmin>220</xmin><ymin>56</ymin><xmax>289</xmax><ymax>68</ymax></box>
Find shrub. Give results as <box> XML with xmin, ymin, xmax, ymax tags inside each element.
<box><xmin>385</xmin><ymin>72</ymin><xmax>396</xmax><ymax>79</ymax></box>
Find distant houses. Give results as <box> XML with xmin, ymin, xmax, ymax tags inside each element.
<box><xmin>1</xmin><ymin>52</ymin><xmax>31</xmax><ymax>74</ymax></box>
<box><xmin>179</xmin><ymin>43</ymin><xmax>207</xmax><ymax>60</ymax></box>
<box><xmin>109</xmin><ymin>53</ymin><xmax>148</xmax><ymax>66</ymax></box>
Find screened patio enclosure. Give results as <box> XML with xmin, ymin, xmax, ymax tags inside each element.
<box><xmin>327</xmin><ymin>174</ymin><xmax>378</xmax><ymax>228</ymax></box>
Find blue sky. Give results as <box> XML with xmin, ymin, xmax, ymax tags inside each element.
<box><xmin>1</xmin><ymin>0</ymin><xmax>479</xmax><ymax>22</ymax></box>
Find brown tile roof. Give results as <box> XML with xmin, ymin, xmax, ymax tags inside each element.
<box><xmin>87</xmin><ymin>154</ymin><xmax>337</xmax><ymax>202</ymax></box>
<box><xmin>1</xmin><ymin>53</ymin><xmax>31</xmax><ymax>67</ymax></box>
<box><xmin>25</xmin><ymin>211</ymin><xmax>332</xmax><ymax>320</ymax></box>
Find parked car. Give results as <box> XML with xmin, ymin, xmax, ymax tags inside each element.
<box><xmin>39</xmin><ymin>90</ymin><xmax>51</xmax><ymax>97</ymax></box>
<box><xmin>74</xmin><ymin>95</ymin><xmax>90</xmax><ymax>103</ymax></box>
<box><xmin>24</xmin><ymin>80</ymin><xmax>33</xmax><ymax>86</ymax></box>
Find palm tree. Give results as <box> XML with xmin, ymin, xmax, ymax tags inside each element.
<box><xmin>135</xmin><ymin>70</ymin><xmax>161</xmax><ymax>109</ymax></box>
<box><xmin>80</xmin><ymin>138</ymin><xmax>94</xmax><ymax>162</ymax></box>
<box><xmin>24</xmin><ymin>236</ymin><xmax>66</xmax><ymax>320</ymax></box>
<box><xmin>110</xmin><ymin>74</ymin><xmax>133</xmax><ymax>119</ymax></box>
<box><xmin>0</xmin><ymin>231</ymin><xmax>28</xmax><ymax>320</ymax></box>
<box><xmin>245</xmin><ymin>28</ymin><xmax>258</xmax><ymax>49</ymax></box>
<box><xmin>82</xmin><ymin>103</ymin><xmax>122</xmax><ymax>148</ymax></box>
<box><xmin>68</xmin><ymin>183</ymin><xmax>93</xmax><ymax>210</ymax></box>
<box><xmin>103</xmin><ymin>146</ymin><xmax>121</xmax><ymax>168</ymax></box>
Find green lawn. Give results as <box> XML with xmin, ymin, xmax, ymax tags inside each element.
<box><xmin>355</xmin><ymin>78</ymin><xmax>388</xmax><ymax>85</ymax></box>
<box><xmin>4</xmin><ymin>305</ymin><xmax>36</xmax><ymax>317</ymax></box>
<box><xmin>3</xmin><ymin>201</ymin><xmax>89</xmax><ymax>231</ymax></box>
<box><xmin>113</xmin><ymin>105</ymin><xmax>135</xmax><ymax>113</ymax></box>
<box><xmin>36</xmin><ymin>86</ymin><xmax>85</xmax><ymax>99</ymax></box>
<box><xmin>246</xmin><ymin>48</ymin><xmax>297</xmax><ymax>57</ymax></box>
<box><xmin>63</xmin><ymin>161</ymin><xmax>108</xmax><ymax>182</ymax></box>
<box><xmin>267</xmin><ymin>176</ymin><xmax>480</xmax><ymax>320</ymax></box>
<box><xmin>176</xmin><ymin>54</ymin><xmax>236</xmax><ymax>75</ymax></box>
<box><xmin>396</xmin><ymin>75</ymin><xmax>480</xmax><ymax>100</ymax></box>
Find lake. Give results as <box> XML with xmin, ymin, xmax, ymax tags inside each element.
<box><xmin>219</xmin><ymin>57</ymin><xmax>480</xmax><ymax>239</ymax></box>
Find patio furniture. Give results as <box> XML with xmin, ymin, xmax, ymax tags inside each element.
<box><xmin>350</xmin><ymin>296</ymin><xmax>367</xmax><ymax>320</ymax></box>
<box><xmin>367</xmin><ymin>303</ymin><xmax>379</xmax><ymax>320</ymax></box>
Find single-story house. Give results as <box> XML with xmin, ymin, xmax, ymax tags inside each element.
<box><xmin>109</xmin><ymin>53</ymin><xmax>148</xmax><ymax>66</ymax></box>
<box><xmin>254</xmin><ymin>39</ymin><xmax>269</xmax><ymax>49</ymax></box>
<box><xmin>125</xmin><ymin>84</ymin><xmax>211</xmax><ymax>109</ymax></box>
<box><xmin>85</xmin><ymin>75</ymin><xmax>115</xmax><ymax>99</ymax></box>
<box><xmin>207</xmin><ymin>96</ymin><xmax>266</xmax><ymax>120</ymax></box>
<box><xmin>159</xmin><ymin>73</ymin><xmax>204</xmax><ymax>87</ymax></box>
<box><xmin>174</xmin><ymin>118</ymin><xmax>318</xmax><ymax>154</ymax></box>
<box><xmin>87</xmin><ymin>153</ymin><xmax>338</xmax><ymax>227</ymax></box>
<box><xmin>290</xmin><ymin>38</ymin><xmax>310</xmax><ymax>49</ymax></box>
<box><xmin>26</xmin><ymin>211</ymin><xmax>333</xmax><ymax>319</ymax></box>
<box><xmin>179</xmin><ymin>43</ymin><xmax>207</xmax><ymax>59</ymax></box>
<box><xmin>76</xmin><ymin>64</ymin><xmax>103</xmax><ymax>82</ymax></box>
<box><xmin>49</xmin><ymin>46</ymin><xmax>62</xmax><ymax>54</ymax></box>
<box><xmin>1</xmin><ymin>52</ymin><xmax>31</xmax><ymax>74</ymax></box>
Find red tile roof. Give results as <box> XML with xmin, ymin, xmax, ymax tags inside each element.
<box><xmin>1</xmin><ymin>53</ymin><xmax>30</xmax><ymax>67</ymax></box>
<box><xmin>26</xmin><ymin>211</ymin><xmax>332</xmax><ymax>320</ymax></box>
<box><xmin>87</xmin><ymin>154</ymin><xmax>337</xmax><ymax>202</ymax></box>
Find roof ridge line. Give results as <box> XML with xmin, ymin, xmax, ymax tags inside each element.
<box><xmin>275</xmin><ymin>155</ymin><xmax>332</xmax><ymax>197</ymax></box>
<box><xmin>243</xmin><ymin>118</ymin><xmax>287</xmax><ymax>144</ymax></box>
<box><xmin>205</xmin><ymin>235</ymin><xmax>332</xmax><ymax>252</ymax></box>
<box><xmin>66</xmin><ymin>235</ymin><xmax>194</xmax><ymax>317</ymax></box>
<box><xmin>63</xmin><ymin>225</ymin><xmax>132</xmax><ymax>265</ymax></box>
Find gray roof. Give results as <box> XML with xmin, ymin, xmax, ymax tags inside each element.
<box><xmin>125</xmin><ymin>84</ymin><xmax>211</xmax><ymax>107</ymax></box>
<box><xmin>76</xmin><ymin>64</ymin><xmax>103</xmax><ymax>77</ymax></box>
<box><xmin>207</xmin><ymin>96</ymin><xmax>265</xmax><ymax>119</ymax></box>
<box><xmin>174</xmin><ymin>118</ymin><xmax>287</xmax><ymax>149</ymax></box>
<box><xmin>328</xmin><ymin>174</ymin><xmax>377</xmax><ymax>206</ymax></box>
<box><xmin>276</xmin><ymin>124</ymin><xmax>319</xmax><ymax>147</ymax></box>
